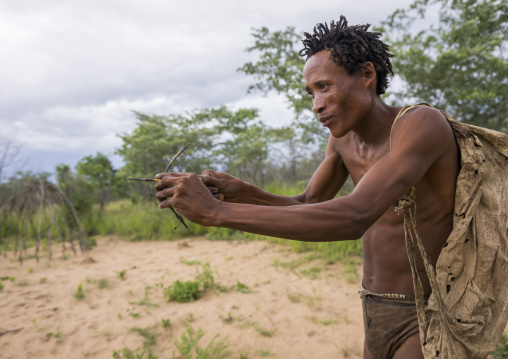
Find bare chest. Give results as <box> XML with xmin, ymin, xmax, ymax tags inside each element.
<box><xmin>339</xmin><ymin>140</ymin><xmax>390</xmax><ymax>186</ymax></box>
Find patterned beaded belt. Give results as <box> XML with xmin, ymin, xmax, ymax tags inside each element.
<box><xmin>358</xmin><ymin>282</ymin><xmax>409</xmax><ymax>299</ymax></box>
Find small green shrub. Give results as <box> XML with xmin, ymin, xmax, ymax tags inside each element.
<box><xmin>161</xmin><ymin>318</ymin><xmax>171</xmax><ymax>328</ymax></box>
<box><xmin>17</xmin><ymin>279</ymin><xmax>29</xmax><ymax>287</ymax></box>
<box><xmin>74</xmin><ymin>283</ymin><xmax>85</xmax><ymax>300</ymax></box>
<box><xmin>236</xmin><ymin>281</ymin><xmax>251</xmax><ymax>294</ymax></box>
<box><xmin>164</xmin><ymin>262</ymin><xmax>216</xmax><ymax>303</ymax></box>
<box><xmin>196</xmin><ymin>262</ymin><xmax>214</xmax><ymax>290</ymax></box>
<box><xmin>97</xmin><ymin>278</ymin><xmax>109</xmax><ymax>289</ymax></box>
<box><xmin>127</xmin><ymin>308</ymin><xmax>140</xmax><ymax>318</ymax></box>
<box><xmin>164</xmin><ymin>280</ymin><xmax>200</xmax><ymax>303</ymax></box>
<box><xmin>220</xmin><ymin>312</ymin><xmax>234</xmax><ymax>324</ymax></box>
<box><xmin>117</xmin><ymin>270</ymin><xmax>127</xmax><ymax>280</ymax></box>
<box><xmin>254</xmin><ymin>325</ymin><xmax>277</xmax><ymax>337</ymax></box>
<box><xmin>174</xmin><ymin>325</ymin><xmax>232</xmax><ymax>359</ymax></box>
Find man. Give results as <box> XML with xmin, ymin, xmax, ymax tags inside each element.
<box><xmin>155</xmin><ymin>17</ymin><xmax>463</xmax><ymax>358</ymax></box>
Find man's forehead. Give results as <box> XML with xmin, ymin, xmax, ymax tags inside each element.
<box><xmin>303</xmin><ymin>50</ymin><xmax>348</xmax><ymax>82</ymax></box>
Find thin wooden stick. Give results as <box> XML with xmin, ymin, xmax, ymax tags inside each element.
<box><xmin>53</xmin><ymin>185</ymin><xmax>88</xmax><ymax>253</ymax></box>
<box><xmin>0</xmin><ymin>212</ymin><xmax>8</xmax><ymax>258</ymax></box>
<box><xmin>0</xmin><ymin>327</ymin><xmax>23</xmax><ymax>336</ymax></box>
<box><xmin>46</xmin><ymin>197</ymin><xmax>53</xmax><ymax>260</ymax></box>
<box><xmin>163</xmin><ymin>144</ymin><xmax>191</xmax><ymax>229</ymax></box>
<box><xmin>35</xmin><ymin>180</ymin><xmax>44</xmax><ymax>262</ymax></box>
<box><xmin>19</xmin><ymin>217</ymin><xmax>26</xmax><ymax>265</ymax></box>
<box><xmin>58</xmin><ymin>204</ymin><xmax>77</xmax><ymax>256</ymax></box>
<box><xmin>165</xmin><ymin>144</ymin><xmax>191</xmax><ymax>172</ymax></box>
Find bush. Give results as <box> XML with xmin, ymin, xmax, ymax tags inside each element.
<box><xmin>164</xmin><ymin>280</ymin><xmax>200</xmax><ymax>303</ymax></box>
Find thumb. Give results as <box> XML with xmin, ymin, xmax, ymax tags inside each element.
<box><xmin>201</xmin><ymin>169</ymin><xmax>217</xmax><ymax>177</ymax></box>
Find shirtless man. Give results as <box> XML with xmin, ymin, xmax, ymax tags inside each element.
<box><xmin>155</xmin><ymin>17</ymin><xmax>460</xmax><ymax>358</ymax></box>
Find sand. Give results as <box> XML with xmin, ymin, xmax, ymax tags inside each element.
<box><xmin>0</xmin><ymin>237</ymin><xmax>365</xmax><ymax>359</ymax></box>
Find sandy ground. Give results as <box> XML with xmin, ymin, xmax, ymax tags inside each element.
<box><xmin>0</xmin><ymin>237</ymin><xmax>365</xmax><ymax>359</ymax></box>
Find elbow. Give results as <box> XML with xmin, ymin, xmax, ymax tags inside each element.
<box><xmin>346</xmin><ymin>209</ymin><xmax>372</xmax><ymax>241</ymax></box>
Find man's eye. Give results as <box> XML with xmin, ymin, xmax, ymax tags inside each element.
<box><xmin>319</xmin><ymin>84</ymin><xmax>326</xmax><ymax>90</ymax></box>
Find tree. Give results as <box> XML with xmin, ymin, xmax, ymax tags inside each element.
<box><xmin>0</xmin><ymin>137</ymin><xmax>26</xmax><ymax>184</ymax></box>
<box><xmin>211</xmin><ymin>107</ymin><xmax>289</xmax><ymax>187</ymax></box>
<box><xmin>380</xmin><ymin>0</ymin><xmax>508</xmax><ymax>132</ymax></box>
<box><xmin>76</xmin><ymin>152</ymin><xmax>116</xmax><ymax>211</ymax></box>
<box><xmin>56</xmin><ymin>164</ymin><xmax>94</xmax><ymax>214</ymax></box>
<box><xmin>116</xmin><ymin>109</ymin><xmax>218</xmax><ymax>199</ymax></box>
<box><xmin>238</xmin><ymin>27</ymin><xmax>328</xmax><ymax>145</ymax></box>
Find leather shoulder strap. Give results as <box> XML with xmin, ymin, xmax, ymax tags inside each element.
<box><xmin>390</xmin><ymin>103</ymin><xmax>433</xmax><ymax>150</ymax></box>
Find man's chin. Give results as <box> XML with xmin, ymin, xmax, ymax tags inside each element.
<box><xmin>329</xmin><ymin>128</ymin><xmax>349</xmax><ymax>138</ymax></box>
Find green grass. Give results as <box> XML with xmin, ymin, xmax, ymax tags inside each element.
<box><xmin>180</xmin><ymin>258</ymin><xmax>202</xmax><ymax>266</ymax></box>
<box><xmin>174</xmin><ymin>325</ymin><xmax>232</xmax><ymax>359</ymax></box>
<box><xmin>76</xmin><ymin>184</ymin><xmax>362</xmax><ymax>262</ymax></box>
<box><xmin>2</xmin><ymin>182</ymin><xmax>362</xmax><ymax>263</ymax></box>
<box><xmin>343</xmin><ymin>257</ymin><xmax>361</xmax><ymax>284</ymax></box>
<box><xmin>254</xmin><ymin>325</ymin><xmax>277</xmax><ymax>337</ymax></box>
<box><xmin>17</xmin><ymin>279</ymin><xmax>29</xmax><ymax>287</ymax></box>
<box><xmin>492</xmin><ymin>334</ymin><xmax>508</xmax><ymax>358</ymax></box>
<box><xmin>301</xmin><ymin>266</ymin><xmax>321</xmax><ymax>280</ymax></box>
<box><xmin>81</xmin><ymin>200</ymin><xmax>207</xmax><ymax>241</ymax></box>
<box><xmin>130</xmin><ymin>286</ymin><xmax>158</xmax><ymax>308</ymax></box>
<box><xmin>112</xmin><ymin>325</ymin><xmax>159</xmax><ymax>359</ymax></box>
<box><xmin>235</xmin><ymin>281</ymin><xmax>251</xmax><ymax>294</ymax></box>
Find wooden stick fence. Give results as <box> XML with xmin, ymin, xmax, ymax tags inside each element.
<box><xmin>0</xmin><ymin>179</ymin><xmax>89</xmax><ymax>263</ymax></box>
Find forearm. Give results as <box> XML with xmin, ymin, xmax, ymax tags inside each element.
<box><xmin>235</xmin><ymin>181</ymin><xmax>304</xmax><ymax>206</ymax></box>
<box><xmin>210</xmin><ymin>198</ymin><xmax>367</xmax><ymax>242</ymax></box>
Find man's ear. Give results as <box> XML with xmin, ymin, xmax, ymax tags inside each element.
<box><xmin>362</xmin><ymin>62</ymin><xmax>377</xmax><ymax>90</ymax></box>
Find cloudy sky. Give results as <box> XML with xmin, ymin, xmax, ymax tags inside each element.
<box><xmin>0</xmin><ymin>0</ymin><xmax>412</xmax><ymax>179</ymax></box>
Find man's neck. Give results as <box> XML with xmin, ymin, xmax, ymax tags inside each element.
<box><xmin>352</xmin><ymin>99</ymin><xmax>402</xmax><ymax>147</ymax></box>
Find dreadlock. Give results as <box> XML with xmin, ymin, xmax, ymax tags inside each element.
<box><xmin>299</xmin><ymin>16</ymin><xmax>394</xmax><ymax>95</ymax></box>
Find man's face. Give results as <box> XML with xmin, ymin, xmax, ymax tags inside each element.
<box><xmin>303</xmin><ymin>50</ymin><xmax>372</xmax><ymax>138</ymax></box>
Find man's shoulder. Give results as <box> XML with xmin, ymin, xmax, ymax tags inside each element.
<box><xmin>395</xmin><ymin>105</ymin><xmax>449</xmax><ymax>131</ymax></box>
<box><xmin>391</xmin><ymin>105</ymin><xmax>455</xmax><ymax>150</ymax></box>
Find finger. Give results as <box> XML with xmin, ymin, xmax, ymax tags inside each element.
<box><xmin>201</xmin><ymin>169</ymin><xmax>216</xmax><ymax>177</ymax></box>
<box><xmin>207</xmin><ymin>186</ymin><xmax>220</xmax><ymax>194</ymax></box>
<box><xmin>155</xmin><ymin>172</ymin><xmax>189</xmax><ymax>180</ymax></box>
<box><xmin>156</xmin><ymin>187</ymin><xmax>175</xmax><ymax>201</ymax></box>
<box><xmin>154</xmin><ymin>175</ymin><xmax>182</xmax><ymax>190</ymax></box>
<box><xmin>214</xmin><ymin>193</ymin><xmax>224</xmax><ymax>201</ymax></box>
<box><xmin>199</xmin><ymin>175</ymin><xmax>220</xmax><ymax>187</ymax></box>
<box><xmin>159</xmin><ymin>197</ymin><xmax>174</xmax><ymax>209</ymax></box>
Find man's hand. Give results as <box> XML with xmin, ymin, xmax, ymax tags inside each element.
<box><xmin>155</xmin><ymin>172</ymin><xmax>220</xmax><ymax>226</ymax></box>
<box><xmin>199</xmin><ymin>170</ymin><xmax>246</xmax><ymax>203</ymax></box>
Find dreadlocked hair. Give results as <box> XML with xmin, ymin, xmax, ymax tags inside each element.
<box><xmin>299</xmin><ymin>15</ymin><xmax>394</xmax><ymax>95</ymax></box>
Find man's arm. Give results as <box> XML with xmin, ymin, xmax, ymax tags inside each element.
<box><xmin>199</xmin><ymin>136</ymin><xmax>349</xmax><ymax>206</ymax></box>
<box><xmin>156</xmin><ymin>108</ymin><xmax>453</xmax><ymax>242</ymax></box>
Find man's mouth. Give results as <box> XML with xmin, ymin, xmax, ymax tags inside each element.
<box><xmin>319</xmin><ymin>116</ymin><xmax>333</xmax><ymax>127</ymax></box>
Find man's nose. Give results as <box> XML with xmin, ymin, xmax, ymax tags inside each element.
<box><xmin>312</xmin><ymin>95</ymin><xmax>325</xmax><ymax>114</ymax></box>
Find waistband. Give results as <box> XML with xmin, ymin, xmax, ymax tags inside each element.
<box><xmin>358</xmin><ymin>282</ymin><xmax>413</xmax><ymax>300</ymax></box>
